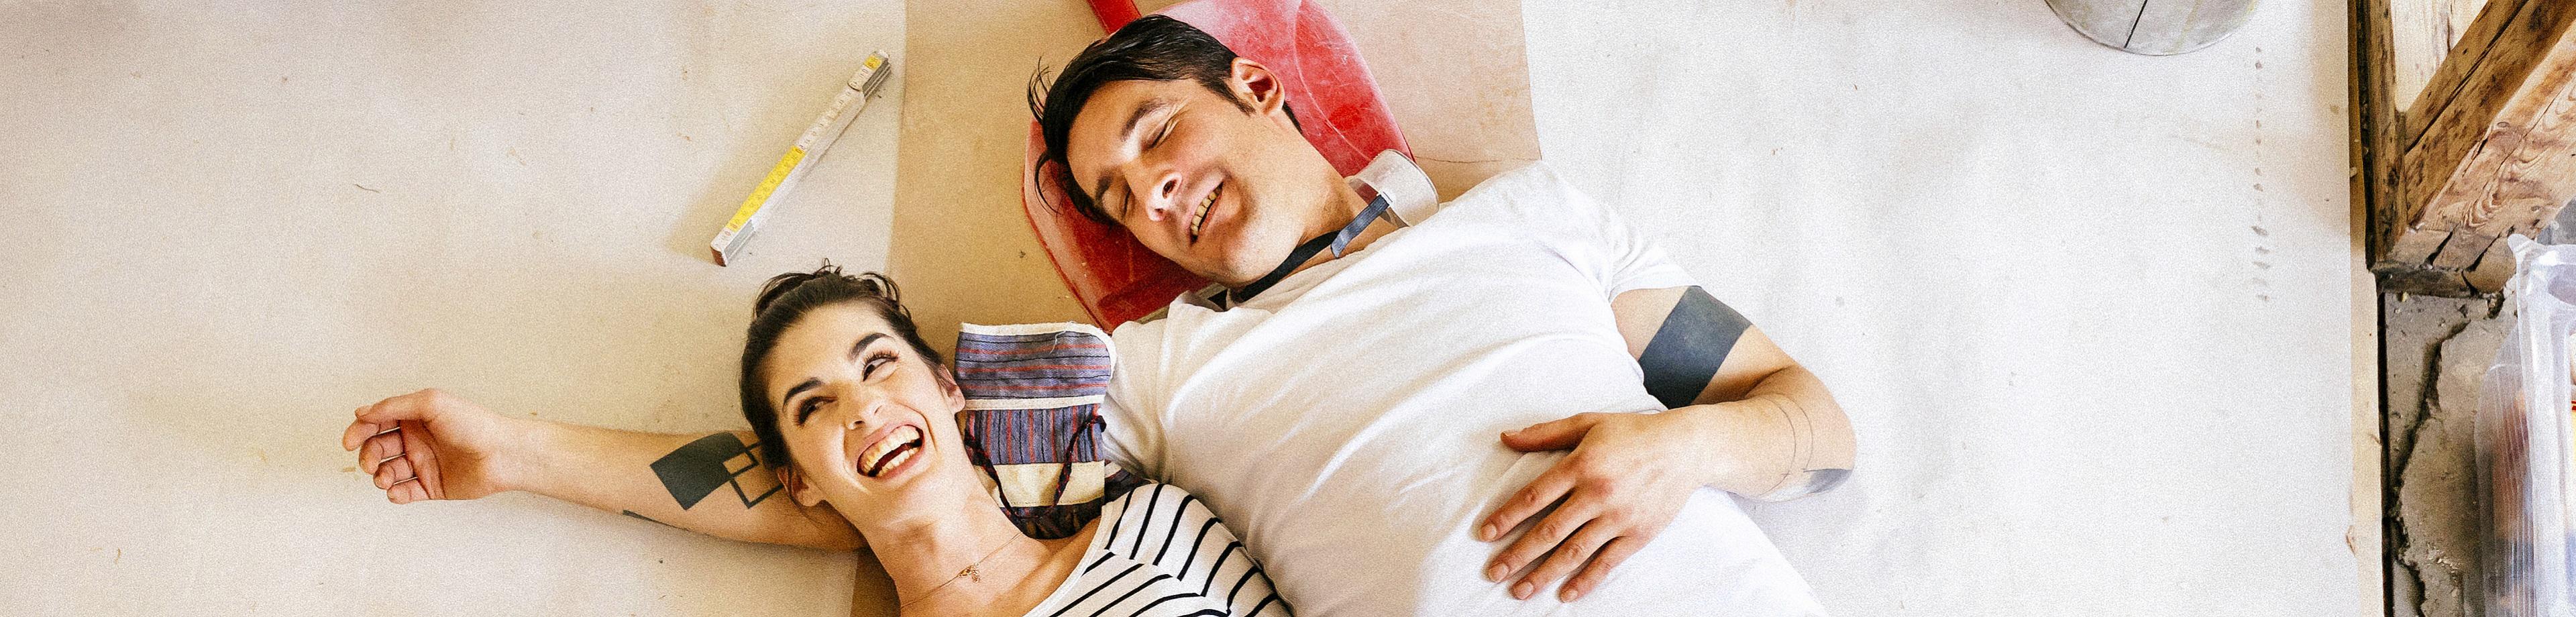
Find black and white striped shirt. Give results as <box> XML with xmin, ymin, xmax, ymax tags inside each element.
<box><xmin>1022</xmin><ymin>484</ymin><xmax>1288</xmax><ymax>617</ymax></box>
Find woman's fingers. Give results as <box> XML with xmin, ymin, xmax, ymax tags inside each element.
<box><xmin>358</xmin><ymin>430</ymin><xmax>404</xmax><ymax>475</ymax></box>
<box><xmin>1513</xmin><ymin>520</ymin><xmax>1617</xmax><ymax>600</ymax></box>
<box><xmin>355</xmin><ymin>391</ymin><xmax>439</xmax><ymax>426</ymax></box>
<box><xmin>347</xmin><ymin>395</ymin><xmax>454</xmax><ymax>504</ymax></box>
<box><xmin>404</xmin><ymin>425</ymin><xmax>445</xmax><ymax>500</ymax></box>
<box><xmin>341</xmin><ymin>410</ymin><xmax>384</xmax><ymax>451</ymax></box>
<box><xmin>396</xmin><ymin>471</ymin><xmax>431</xmax><ymax>504</ymax></box>
<box><xmin>374</xmin><ymin>452</ymin><xmax>416</xmax><ymax>492</ymax></box>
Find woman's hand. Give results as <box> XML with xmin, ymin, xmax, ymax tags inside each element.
<box><xmin>339</xmin><ymin>388</ymin><xmax>520</xmax><ymax>503</ymax></box>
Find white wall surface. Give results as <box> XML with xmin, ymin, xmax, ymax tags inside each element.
<box><xmin>1519</xmin><ymin>1</ymin><xmax>2365</xmax><ymax>614</ymax></box>
<box><xmin>0</xmin><ymin>0</ymin><xmax>2366</xmax><ymax>616</ymax></box>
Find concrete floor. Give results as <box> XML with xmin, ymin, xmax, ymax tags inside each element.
<box><xmin>0</xmin><ymin>0</ymin><xmax>2370</xmax><ymax>616</ymax></box>
<box><xmin>2382</xmin><ymin>292</ymin><xmax>2502</xmax><ymax>617</ymax></box>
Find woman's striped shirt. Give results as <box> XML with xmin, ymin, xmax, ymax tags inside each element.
<box><xmin>1020</xmin><ymin>483</ymin><xmax>1289</xmax><ymax>617</ymax></box>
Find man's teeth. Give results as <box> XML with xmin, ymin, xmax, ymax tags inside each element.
<box><xmin>859</xmin><ymin>425</ymin><xmax>923</xmax><ymax>477</ymax></box>
<box><xmin>1189</xmin><ymin>188</ymin><xmax>1216</xmax><ymax>237</ymax></box>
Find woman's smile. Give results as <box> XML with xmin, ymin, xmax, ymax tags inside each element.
<box><xmin>855</xmin><ymin>423</ymin><xmax>927</xmax><ymax>479</ymax></box>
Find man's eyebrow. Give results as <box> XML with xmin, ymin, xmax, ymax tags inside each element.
<box><xmin>786</xmin><ymin>333</ymin><xmax>891</xmax><ymax>425</ymax></box>
<box><xmin>1088</xmin><ymin>97</ymin><xmax>1173</xmax><ymax>211</ymax></box>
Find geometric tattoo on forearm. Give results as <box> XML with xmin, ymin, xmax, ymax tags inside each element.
<box><xmin>649</xmin><ymin>433</ymin><xmax>781</xmax><ymax>510</ymax></box>
<box><xmin>621</xmin><ymin>510</ymin><xmax>679</xmax><ymax>528</ymax></box>
<box><xmin>1639</xmin><ymin>286</ymin><xmax>1751</xmax><ymax>409</ymax></box>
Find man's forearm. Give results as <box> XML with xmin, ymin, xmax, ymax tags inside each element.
<box><xmin>1679</xmin><ymin>366</ymin><xmax>1855</xmax><ymax>501</ymax></box>
<box><xmin>505</xmin><ymin>420</ymin><xmax>861</xmax><ymax>550</ymax></box>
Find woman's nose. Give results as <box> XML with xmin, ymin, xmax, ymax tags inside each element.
<box><xmin>837</xmin><ymin>392</ymin><xmax>879</xmax><ymax>431</ymax></box>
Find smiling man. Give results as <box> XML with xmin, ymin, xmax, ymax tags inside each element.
<box><xmin>335</xmin><ymin>13</ymin><xmax>1854</xmax><ymax>617</ymax></box>
<box><xmin>1023</xmin><ymin>15</ymin><xmax>1854</xmax><ymax>616</ymax></box>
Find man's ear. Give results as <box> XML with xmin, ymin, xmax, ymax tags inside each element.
<box><xmin>1228</xmin><ymin>57</ymin><xmax>1289</xmax><ymax>124</ymax></box>
<box><xmin>776</xmin><ymin>465</ymin><xmax>824</xmax><ymax>508</ymax></box>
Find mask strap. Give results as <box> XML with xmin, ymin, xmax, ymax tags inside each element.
<box><xmin>1226</xmin><ymin>187</ymin><xmax>1391</xmax><ymax>305</ymax></box>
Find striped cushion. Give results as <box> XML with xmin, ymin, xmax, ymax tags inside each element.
<box><xmin>955</xmin><ymin>323</ymin><xmax>1148</xmax><ymax>539</ymax></box>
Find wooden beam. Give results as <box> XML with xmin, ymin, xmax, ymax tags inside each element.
<box><xmin>2388</xmin><ymin>0</ymin><xmax>2488</xmax><ymax>119</ymax></box>
<box><xmin>2400</xmin><ymin>0</ymin><xmax>2530</xmax><ymax>146</ymax></box>
<box><xmin>2374</xmin><ymin>0</ymin><xmax>2576</xmax><ymax>291</ymax></box>
<box><xmin>2361</xmin><ymin>0</ymin><xmax>2404</xmax><ymax>264</ymax></box>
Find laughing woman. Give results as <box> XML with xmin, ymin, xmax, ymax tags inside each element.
<box><xmin>341</xmin><ymin>265</ymin><xmax>1285</xmax><ymax>617</ymax></box>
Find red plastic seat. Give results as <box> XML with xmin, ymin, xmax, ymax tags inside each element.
<box><xmin>1024</xmin><ymin>0</ymin><xmax>1410</xmax><ymax>327</ymax></box>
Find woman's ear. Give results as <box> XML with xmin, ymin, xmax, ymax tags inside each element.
<box><xmin>776</xmin><ymin>465</ymin><xmax>823</xmax><ymax>508</ymax></box>
<box><xmin>1228</xmin><ymin>57</ymin><xmax>1288</xmax><ymax>121</ymax></box>
<box><xmin>936</xmin><ymin>363</ymin><xmax>966</xmax><ymax>410</ymax></box>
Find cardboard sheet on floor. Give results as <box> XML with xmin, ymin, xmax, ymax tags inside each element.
<box><xmin>0</xmin><ymin>1</ymin><xmax>2367</xmax><ymax>616</ymax></box>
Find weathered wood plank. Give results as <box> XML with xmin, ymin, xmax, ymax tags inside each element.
<box><xmin>2467</xmin><ymin>227</ymin><xmax>2518</xmax><ymax>292</ymax></box>
<box><xmin>2400</xmin><ymin>0</ymin><xmax>2524</xmax><ymax>145</ymax></box>
<box><xmin>2363</xmin><ymin>0</ymin><xmax>2411</xmax><ymax>264</ymax></box>
<box><xmin>2398</xmin><ymin>0</ymin><xmax>2576</xmax><ymax>268</ymax></box>
<box><xmin>2391</xmin><ymin>0</ymin><xmax>2471</xmax><ymax>117</ymax></box>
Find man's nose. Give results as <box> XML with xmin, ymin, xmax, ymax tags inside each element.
<box><xmin>1128</xmin><ymin>164</ymin><xmax>1183</xmax><ymax>222</ymax></box>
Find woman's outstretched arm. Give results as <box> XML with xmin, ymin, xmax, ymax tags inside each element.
<box><xmin>341</xmin><ymin>388</ymin><xmax>861</xmax><ymax>551</ymax></box>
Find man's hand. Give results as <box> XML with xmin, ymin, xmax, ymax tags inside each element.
<box><xmin>339</xmin><ymin>388</ymin><xmax>518</xmax><ymax>504</ymax></box>
<box><xmin>1479</xmin><ymin>409</ymin><xmax>1716</xmax><ymax>602</ymax></box>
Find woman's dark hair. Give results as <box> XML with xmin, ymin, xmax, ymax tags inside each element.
<box><xmin>1027</xmin><ymin>15</ymin><xmax>1297</xmax><ymax>225</ymax></box>
<box><xmin>739</xmin><ymin>262</ymin><xmax>945</xmax><ymax>469</ymax></box>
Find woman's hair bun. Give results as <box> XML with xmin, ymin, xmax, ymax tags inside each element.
<box><xmin>753</xmin><ymin>260</ymin><xmax>897</xmax><ymax>317</ymax></box>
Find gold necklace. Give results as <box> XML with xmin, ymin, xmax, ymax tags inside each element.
<box><xmin>898</xmin><ymin>538</ymin><xmax>1017</xmax><ymax>610</ymax></box>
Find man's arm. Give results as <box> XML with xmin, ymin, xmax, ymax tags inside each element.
<box><xmin>1478</xmin><ymin>286</ymin><xmax>1853</xmax><ymax>602</ymax></box>
<box><xmin>1609</xmin><ymin>285</ymin><xmax>1855</xmax><ymax>498</ymax></box>
<box><xmin>341</xmin><ymin>389</ymin><xmax>861</xmax><ymax>551</ymax></box>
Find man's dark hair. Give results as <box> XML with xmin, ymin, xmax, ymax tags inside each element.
<box><xmin>738</xmin><ymin>262</ymin><xmax>945</xmax><ymax>468</ymax></box>
<box><xmin>1028</xmin><ymin>15</ymin><xmax>1297</xmax><ymax>225</ymax></box>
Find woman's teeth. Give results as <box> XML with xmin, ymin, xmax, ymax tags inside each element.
<box><xmin>859</xmin><ymin>425</ymin><xmax>923</xmax><ymax>478</ymax></box>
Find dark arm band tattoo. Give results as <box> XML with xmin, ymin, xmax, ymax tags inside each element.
<box><xmin>1639</xmin><ymin>286</ymin><xmax>1751</xmax><ymax>408</ymax></box>
<box><xmin>649</xmin><ymin>433</ymin><xmax>780</xmax><ymax>510</ymax></box>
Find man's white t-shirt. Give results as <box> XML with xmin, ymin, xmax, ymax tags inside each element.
<box><xmin>1100</xmin><ymin>163</ymin><xmax>1824</xmax><ymax>616</ymax></box>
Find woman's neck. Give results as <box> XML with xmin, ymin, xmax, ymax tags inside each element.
<box><xmin>863</xmin><ymin>494</ymin><xmax>1080</xmax><ymax>614</ymax></box>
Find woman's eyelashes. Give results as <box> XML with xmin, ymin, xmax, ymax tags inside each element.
<box><xmin>861</xmin><ymin>351</ymin><xmax>896</xmax><ymax>379</ymax></box>
<box><xmin>794</xmin><ymin>352</ymin><xmax>898</xmax><ymax>423</ymax></box>
<box><xmin>797</xmin><ymin>396</ymin><xmax>830</xmax><ymax>424</ymax></box>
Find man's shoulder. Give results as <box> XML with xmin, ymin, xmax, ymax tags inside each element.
<box><xmin>1430</xmin><ymin>160</ymin><xmax>1597</xmax><ymax>225</ymax></box>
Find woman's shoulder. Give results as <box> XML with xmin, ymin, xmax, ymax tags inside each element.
<box><xmin>1095</xmin><ymin>483</ymin><xmax>1239</xmax><ymax>565</ymax></box>
<box><xmin>1098</xmin><ymin>483</ymin><xmax>1209</xmax><ymax>543</ymax></box>
<box><xmin>1051</xmin><ymin>482</ymin><xmax>1283</xmax><ymax>616</ymax></box>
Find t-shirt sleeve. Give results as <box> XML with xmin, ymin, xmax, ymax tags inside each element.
<box><xmin>1101</xmin><ymin>321</ymin><xmax>1168</xmax><ymax>481</ymax></box>
<box><xmin>1485</xmin><ymin>163</ymin><xmax>1697</xmax><ymax>296</ymax></box>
